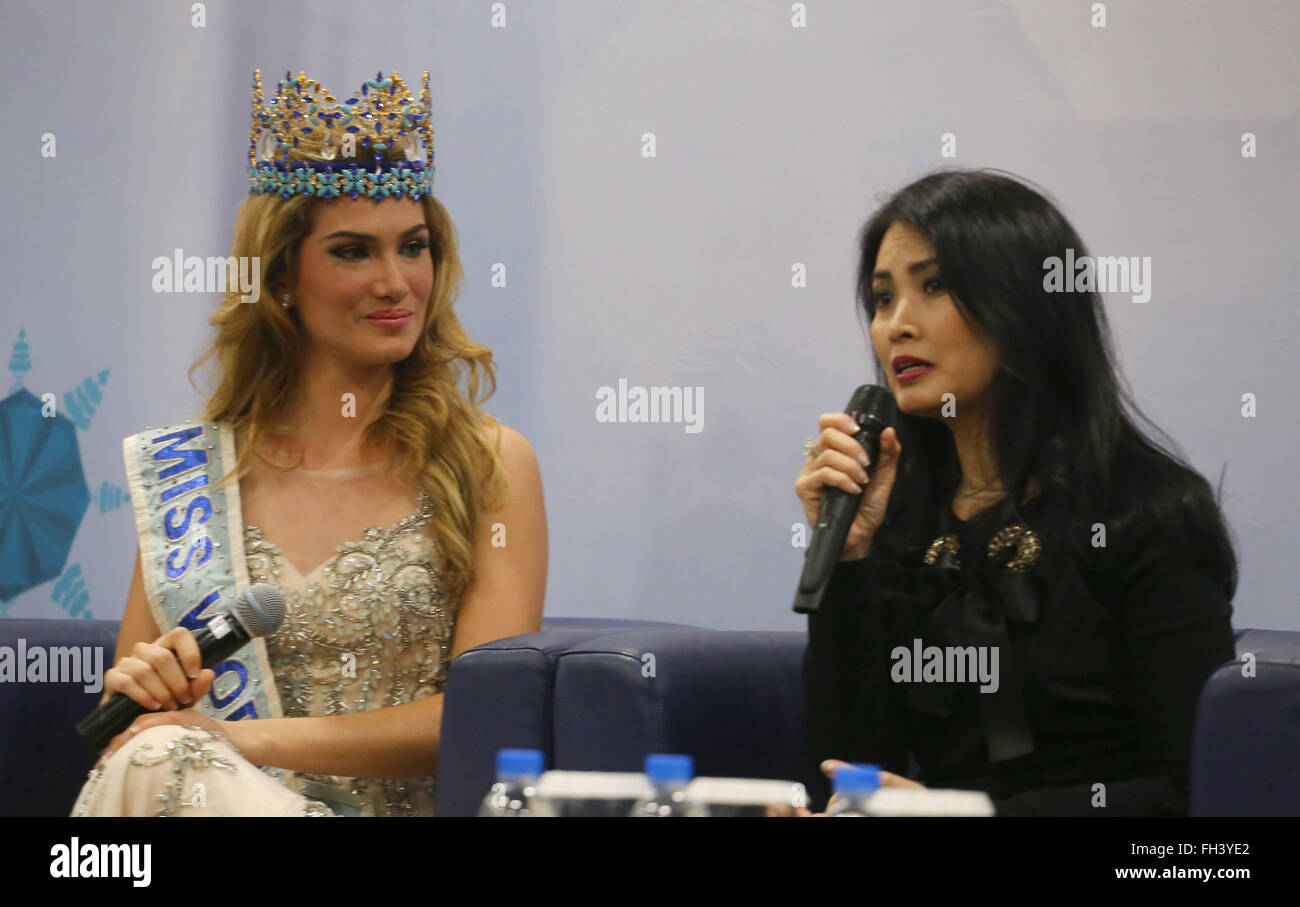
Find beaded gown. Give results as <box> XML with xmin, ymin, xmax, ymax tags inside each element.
<box><xmin>71</xmin><ymin>468</ymin><xmax>452</xmax><ymax>817</ymax></box>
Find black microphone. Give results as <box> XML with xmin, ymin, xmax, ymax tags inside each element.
<box><xmin>793</xmin><ymin>385</ymin><xmax>897</xmax><ymax>614</ymax></box>
<box><xmin>76</xmin><ymin>584</ymin><xmax>286</xmax><ymax>753</ymax></box>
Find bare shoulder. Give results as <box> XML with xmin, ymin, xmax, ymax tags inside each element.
<box><xmin>491</xmin><ymin>423</ymin><xmax>542</xmax><ymax>496</ymax></box>
<box><xmin>452</xmin><ymin>422</ymin><xmax>547</xmax><ymax>656</ymax></box>
<box><xmin>493</xmin><ymin>422</ymin><xmax>533</xmax><ymax>456</ymax></box>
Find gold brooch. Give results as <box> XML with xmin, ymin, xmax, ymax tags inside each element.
<box><xmin>923</xmin><ymin>534</ymin><xmax>961</xmax><ymax>566</ymax></box>
<box><xmin>922</xmin><ymin>524</ymin><xmax>1042</xmax><ymax>572</ymax></box>
<box><xmin>988</xmin><ymin>524</ymin><xmax>1042</xmax><ymax>573</ymax></box>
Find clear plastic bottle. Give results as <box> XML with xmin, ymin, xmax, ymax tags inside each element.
<box><xmin>631</xmin><ymin>753</ymin><xmax>695</xmax><ymax>817</ymax></box>
<box><xmin>477</xmin><ymin>748</ymin><xmax>545</xmax><ymax>816</ymax></box>
<box><xmin>825</xmin><ymin>764</ymin><xmax>881</xmax><ymax>816</ymax></box>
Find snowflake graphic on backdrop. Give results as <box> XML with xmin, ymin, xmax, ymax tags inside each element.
<box><xmin>0</xmin><ymin>328</ymin><xmax>126</xmax><ymax>618</ymax></box>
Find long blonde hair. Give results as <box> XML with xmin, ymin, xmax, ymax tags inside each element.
<box><xmin>189</xmin><ymin>174</ymin><xmax>507</xmax><ymax>605</ymax></box>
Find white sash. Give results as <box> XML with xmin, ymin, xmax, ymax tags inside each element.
<box><xmin>122</xmin><ymin>418</ymin><xmax>300</xmax><ymax>794</ymax></box>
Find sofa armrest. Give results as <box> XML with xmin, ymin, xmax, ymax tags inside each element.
<box><xmin>0</xmin><ymin>619</ymin><xmax>119</xmax><ymax>816</ymax></box>
<box><xmin>1190</xmin><ymin>629</ymin><xmax>1300</xmax><ymax>816</ymax></box>
<box><xmin>550</xmin><ymin>629</ymin><xmax>811</xmax><ymax>784</ymax></box>
<box><xmin>435</xmin><ymin>617</ymin><xmax>697</xmax><ymax>816</ymax></box>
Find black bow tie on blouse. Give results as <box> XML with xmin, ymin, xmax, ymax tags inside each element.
<box><xmin>899</xmin><ymin>540</ymin><xmax>1042</xmax><ymax>763</ymax></box>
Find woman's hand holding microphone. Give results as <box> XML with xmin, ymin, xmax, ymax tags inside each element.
<box><xmin>795</xmin><ymin>413</ymin><xmax>903</xmax><ymax>562</ymax></box>
<box><xmin>96</xmin><ymin>627</ymin><xmax>229</xmax><ymax>763</ymax></box>
<box><xmin>794</xmin><ymin>411</ymin><xmax>912</xmax><ymax>815</ymax></box>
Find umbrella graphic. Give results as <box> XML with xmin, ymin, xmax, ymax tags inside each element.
<box><xmin>0</xmin><ymin>387</ymin><xmax>91</xmax><ymax>602</ymax></box>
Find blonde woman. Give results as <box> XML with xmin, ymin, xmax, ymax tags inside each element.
<box><xmin>72</xmin><ymin>70</ymin><xmax>546</xmax><ymax>816</ymax></box>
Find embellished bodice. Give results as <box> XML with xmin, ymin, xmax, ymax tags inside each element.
<box><xmin>241</xmin><ymin>490</ymin><xmax>452</xmax><ymax>816</ymax></box>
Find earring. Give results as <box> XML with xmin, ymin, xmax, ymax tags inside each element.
<box><xmin>280</xmin><ymin>292</ymin><xmax>292</xmax><ymax>309</ymax></box>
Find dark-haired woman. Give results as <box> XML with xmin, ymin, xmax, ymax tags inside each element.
<box><xmin>796</xmin><ymin>169</ymin><xmax>1236</xmax><ymax>816</ymax></box>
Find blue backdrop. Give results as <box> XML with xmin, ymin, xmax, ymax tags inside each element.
<box><xmin>1</xmin><ymin>0</ymin><xmax>1296</xmax><ymax>631</ymax></box>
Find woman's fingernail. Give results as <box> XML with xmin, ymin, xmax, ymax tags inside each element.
<box><xmin>149</xmin><ymin>700</ymin><xmax>161</xmax><ymax>710</ymax></box>
<box><xmin>858</xmin><ymin>454</ymin><xmax>870</xmax><ymax>468</ymax></box>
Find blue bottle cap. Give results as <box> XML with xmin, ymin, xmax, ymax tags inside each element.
<box><xmin>644</xmin><ymin>753</ymin><xmax>694</xmax><ymax>783</ymax></box>
<box><xmin>833</xmin><ymin>764</ymin><xmax>881</xmax><ymax>795</ymax></box>
<box><xmin>497</xmin><ymin>748</ymin><xmax>544</xmax><ymax>777</ymax></box>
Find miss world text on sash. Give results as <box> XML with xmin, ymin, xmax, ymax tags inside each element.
<box><xmin>122</xmin><ymin>419</ymin><xmax>297</xmax><ymax>791</ymax></box>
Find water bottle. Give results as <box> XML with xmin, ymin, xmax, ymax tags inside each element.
<box><xmin>477</xmin><ymin>748</ymin><xmax>544</xmax><ymax>816</ymax></box>
<box><xmin>631</xmin><ymin>753</ymin><xmax>695</xmax><ymax>817</ymax></box>
<box><xmin>825</xmin><ymin>764</ymin><xmax>880</xmax><ymax>816</ymax></box>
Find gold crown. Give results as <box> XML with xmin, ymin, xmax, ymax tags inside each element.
<box><xmin>248</xmin><ymin>69</ymin><xmax>434</xmax><ymax>201</ymax></box>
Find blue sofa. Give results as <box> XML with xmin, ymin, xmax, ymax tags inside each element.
<box><xmin>435</xmin><ymin>617</ymin><xmax>813</xmax><ymax>815</ymax></box>
<box><xmin>435</xmin><ymin>621</ymin><xmax>1300</xmax><ymax>816</ymax></box>
<box><xmin>1189</xmin><ymin>630</ymin><xmax>1300</xmax><ymax>816</ymax></box>
<box><xmin>0</xmin><ymin>618</ymin><xmax>119</xmax><ymax>816</ymax></box>
<box><xmin>2</xmin><ymin>618</ymin><xmax>1297</xmax><ymax>816</ymax></box>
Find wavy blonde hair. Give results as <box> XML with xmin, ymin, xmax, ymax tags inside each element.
<box><xmin>190</xmin><ymin>151</ymin><xmax>507</xmax><ymax>605</ymax></box>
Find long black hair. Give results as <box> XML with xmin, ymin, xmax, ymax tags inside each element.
<box><xmin>856</xmin><ymin>168</ymin><xmax>1236</xmax><ymax>599</ymax></box>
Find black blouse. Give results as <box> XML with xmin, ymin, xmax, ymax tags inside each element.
<box><xmin>802</xmin><ymin>492</ymin><xmax>1235</xmax><ymax>816</ymax></box>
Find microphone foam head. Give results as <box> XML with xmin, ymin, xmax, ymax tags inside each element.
<box><xmin>850</xmin><ymin>384</ymin><xmax>897</xmax><ymax>426</ymax></box>
<box><xmin>235</xmin><ymin>584</ymin><xmax>286</xmax><ymax>637</ymax></box>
